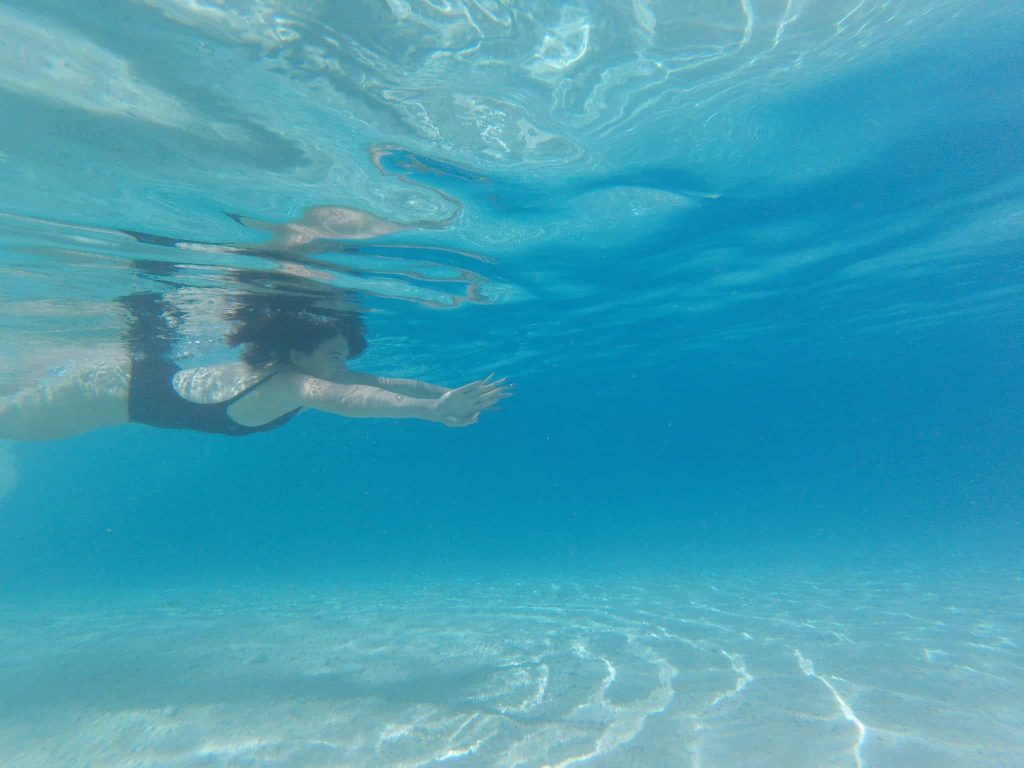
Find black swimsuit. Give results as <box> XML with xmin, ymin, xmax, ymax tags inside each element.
<box><xmin>122</xmin><ymin>293</ymin><xmax>301</xmax><ymax>436</ymax></box>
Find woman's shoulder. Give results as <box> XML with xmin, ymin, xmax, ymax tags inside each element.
<box><xmin>172</xmin><ymin>362</ymin><xmax>272</xmax><ymax>404</ymax></box>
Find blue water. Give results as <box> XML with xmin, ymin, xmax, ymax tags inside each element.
<box><xmin>0</xmin><ymin>2</ymin><xmax>1022</xmax><ymax>766</ymax></box>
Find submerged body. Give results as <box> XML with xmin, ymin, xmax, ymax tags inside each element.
<box><xmin>0</xmin><ymin>294</ymin><xmax>508</xmax><ymax>442</ymax></box>
<box><xmin>0</xmin><ymin>359</ymin><xmax>483</xmax><ymax>441</ymax></box>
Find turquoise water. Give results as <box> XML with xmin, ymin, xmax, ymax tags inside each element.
<box><xmin>1</xmin><ymin>2</ymin><xmax>1022</xmax><ymax>766</ymax></box>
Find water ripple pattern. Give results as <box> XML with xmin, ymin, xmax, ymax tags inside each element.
<box><xmin>0</xmin><ymin>1</ymin><xmax>1021</xmax><ymax>384</ymax></box>
<box><xmin>132</xmin><ymin>0</ymin><xmax>997</xmax><ymax>166</ymax></box>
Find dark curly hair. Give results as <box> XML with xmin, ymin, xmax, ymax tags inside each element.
<box><xmin>225</xmin><ymin>299</ymin><xmax>367</xmax><ymax>367</ymax></box>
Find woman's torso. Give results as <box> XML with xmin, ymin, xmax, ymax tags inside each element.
<box><xmin>128</xmin><ymin>361</ymin><xmax>302</xmax><ymax>435</ymax></box>
<box><xmin>175</xmin><ymin>363</ymin><xmax>304</xmax><ymax>427</ymax></box>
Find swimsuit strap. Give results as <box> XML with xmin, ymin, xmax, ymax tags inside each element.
<box><xmin>220</xmin><ymin>369</ymin><xmax>284</xmax><ymax>406</ymax></box>
<box><xmin>217</xmin><ymin>370</ymin><xmax>303</xmax><ymax>433</ymax></box>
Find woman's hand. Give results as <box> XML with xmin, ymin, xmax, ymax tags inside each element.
<box><xmin>434</xmin><ymin>374</ymin><xmax>512</xmax><ymax>427</ymax></box>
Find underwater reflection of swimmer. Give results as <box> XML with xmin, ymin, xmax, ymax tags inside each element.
<box><xmin>0</xmin><ymin>291</ymin><xmax>511</xmax><ymax>442</ymax></box>
<box><xmin>119</xmin><ymin>204</ymin><xmax>491</xmax><ymax>309</ymax></box>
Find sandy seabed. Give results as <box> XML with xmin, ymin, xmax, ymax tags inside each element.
<box><xmin>1</xmin><ymin>570</ymin><xmax>1021</xmax><ymax>768</ymax></box>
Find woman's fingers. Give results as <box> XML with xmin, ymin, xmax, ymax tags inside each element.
<box><xmin>445</xmin><ymin>376</ymin><xmax>512</xmax><ymax>422</ymax></box>
<box><xmin>471</xmin><ymin>389</ymin><xmax>512</xmax><ymax>408</ymax></box>
<box><xmin>467</xmin><ymin>376</ymin><xmax>507</xmax><ymax>389</ymax></box>
<box><xmin>482</xmin><ymin>389</ymin><xmax>513</xmax><ymax>403</ymax></box>
<box><xmin>476</xmin><ymin>383</ymin><xmax>511</xmax><ymax>399</ymax></box>
<box><xmin>477</xmin><ymin>386</ymin><xmax>509</xmax><ymax>401</ymax></box>
<box><xmin>462</xmin><ymin>382</ymin><xmax>509</xmax><ymax>399</ymax></box>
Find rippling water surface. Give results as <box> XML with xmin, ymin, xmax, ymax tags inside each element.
<box><xmin>1</xmin><ymin>1</ymin><xmax>1019</xmax><ymax>382</ymax></box>
<box><xmin>0</xmin><ymin>1</ymin><xmax>1022</xmax><ymax>766</ymax></box>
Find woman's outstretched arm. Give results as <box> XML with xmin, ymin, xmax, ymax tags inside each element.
<box><xmin>336</xmin><ymin>370</ymin><xmax>449</xmax><ymax>399</ymax></box>
<box><xmin>285</xmin><ymin>372</ymin><xmax>509</xmax><ymax>426</ymax></box>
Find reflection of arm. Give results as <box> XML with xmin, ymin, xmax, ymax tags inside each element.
<box><xmin>292</xmin><ymin>374</ymin><xmax>441</xmax><ymax>422</ymax></box>
<box><xmin>340</xmin><ymin>371</ymin><xmax>449</xmax><ymax>399</ymax></box>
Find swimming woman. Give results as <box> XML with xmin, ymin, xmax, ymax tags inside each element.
<box><xmin>0</xmin><ymin>291</ymin><xmax>511</xmax><ymax>442</ymax></box>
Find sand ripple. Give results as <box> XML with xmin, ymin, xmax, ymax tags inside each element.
<box><xmin>0</xmin><ymin>573</ymin><xmax>1021</xmax><ymax>767</ymax></box>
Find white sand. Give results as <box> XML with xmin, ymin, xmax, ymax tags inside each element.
<box><xmin>0</xmin><ymin>571</ymin><xmax>1021</xmax><ymax>767</ymax></box>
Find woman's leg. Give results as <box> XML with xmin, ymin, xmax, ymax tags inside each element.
<box><xmin>0</xmin><ymin>363</ymin><xmax>130</xmax><ymax>441</ymax></box>
<box><xmin>0</xmin><ymin>274</ymin><xmax>183</xmax><ymax>442</ymax></box>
